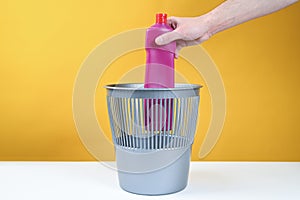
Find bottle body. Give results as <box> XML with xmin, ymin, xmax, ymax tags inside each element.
<box><xmin>144</xmin><ymin>23</ymin><xmax>175</xmax><ymax>88</ymax></box>
<box><xmin>144</xmin><ymin>14</ymin><xmax>176</xmax><ymax>131</ymax></box>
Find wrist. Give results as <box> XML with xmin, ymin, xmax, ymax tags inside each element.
<box><xmin>193</xmin><ymin>14</ymin><xmax>215</xmax><ymax>38</ymax></box>
<box><xmin>203</xmin><ymin>9</ymin><xmax>235</xmax><ymax>35</ymax></box>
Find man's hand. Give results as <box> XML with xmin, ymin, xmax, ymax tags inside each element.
<box><xmin>155</xmin><ymin>15</ymin><xmax>213</xmax><ymax>58</ymax></box>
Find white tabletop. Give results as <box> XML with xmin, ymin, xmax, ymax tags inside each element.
<box><xmin>0</xmin><ymin>162</ymin><xmax>299</xmax><ymax>200</ymax></box>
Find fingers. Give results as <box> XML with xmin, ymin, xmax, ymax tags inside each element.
<box><xmin>167</xmin><ymin>16</ymin><xmax>177</xmax><ymax>23</ymax></box>
<box><xmin>155</xmin><ymin>30</ymin><xmax>182</xmax><ymax>45</ymax></box>
<box><xmin>155</xmin><ymin>16</ymin><xmax>182</xmax><ymax>45</ymax></box>
<box><xmin>167</xmin><ymin>16</ymin><xmax>179</xmax><ymax>29</ymax></box>
<box><xmin>175</xmin><ymin>46</ymin><xmax>183</xmax><ymax>59</ymax></box>
<box><xmin>174</xmin><ymin>40</ymin><xmax>186</xmax><ymax>59</ymax></box>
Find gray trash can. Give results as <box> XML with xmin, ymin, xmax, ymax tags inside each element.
<box><xmin>105</xmin><ymin>83</ymin><xmax>201</xmax><ymax>195</ymax></box>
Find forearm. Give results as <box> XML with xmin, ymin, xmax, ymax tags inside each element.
<box><xmin>205</xmin><ymin>0</ymin><xmax>298</xmax><ymax>34</ymax></box>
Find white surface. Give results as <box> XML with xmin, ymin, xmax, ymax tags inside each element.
<box><xmin>0</xmin><ymin>162</ymin><xmax>299</xmax><ymax>200</ymax></box>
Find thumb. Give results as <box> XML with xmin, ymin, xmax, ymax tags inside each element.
<box><xmin>155</xmin><ymin>31</ymin><xmax>181</xmax><ymax>45</ymax></box>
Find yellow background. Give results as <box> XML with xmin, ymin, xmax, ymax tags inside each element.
<box><xmin>0</xmin><ymin>0</ymin><xmax>299</xmax><ymax>161</ymax></box>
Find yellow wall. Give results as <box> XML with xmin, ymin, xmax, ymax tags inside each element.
<box><xmin>0</xmin><ymin>0</ymin><xmax>299</xmax><ymax>161</ymax></box>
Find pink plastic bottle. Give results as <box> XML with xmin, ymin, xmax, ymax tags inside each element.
<box><xmin>144</xmin><ymin>13</ymin><xmax>176</xmax><ymax>133</ymax></box>
<box><xmin>144</xmin><ymin>13</ymin><xmax>176</xmax><ymax>88</ymax></box>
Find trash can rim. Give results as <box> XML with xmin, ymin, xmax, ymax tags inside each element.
<box><xmin>104</xmin><ymin>83</ymin><xmax>202</xmax><ymax>91</ymax></box>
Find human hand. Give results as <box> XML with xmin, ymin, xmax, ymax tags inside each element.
<box><xmin>155</xmin><ymin>0</ymin><xmax>298</xmax><ymax>58</ymax></box>
<box><xmin>155</xmin><ymin>15</ymin><xmax>213</xmax><ymax>58</ymax></box>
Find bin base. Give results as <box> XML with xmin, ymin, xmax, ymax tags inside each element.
<box><xmin>116</xmin><ymin>146</ymin><xmax>191</xmax><ymax>195</ymax></box>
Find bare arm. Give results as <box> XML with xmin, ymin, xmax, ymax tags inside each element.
<box><xmin>155</xmin><ymin>0</ymin><xmax>298</xmax><ymax>57</ymax></box>
<box><xmin>208</xmin><ymin>0</ymin><xmax>298</xmax><ymax>34</ymax></box>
